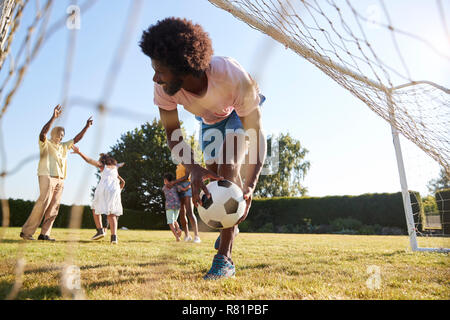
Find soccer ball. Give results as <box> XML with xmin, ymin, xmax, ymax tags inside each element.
<box><xmin>197</xmin><ymin>180</ymin><xmax>246</xmax><ymax>229</ymax></box>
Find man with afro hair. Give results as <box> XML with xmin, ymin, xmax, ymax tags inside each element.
<box><xmin>140</xmin><ymin>17</ymin><xmax>266</xmax><ymax>280</ymax></box>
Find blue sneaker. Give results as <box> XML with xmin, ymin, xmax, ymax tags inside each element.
<box><xmin>203</xmin><ymin>254</ymin><xmax>236</xmax><ymax>280</ymax></box>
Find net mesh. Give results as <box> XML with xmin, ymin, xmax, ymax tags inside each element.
<box><xmin>207</xmin><ymin>0</ymin><xmax>450</xmax><ymax>176</ymax></box>
<box><xmin>0</xmin><ymin>0</ymin><xmax>147</xmax><ymax>300</ymax></box>
<box><xmin>0</xmin><ymin>0</ymin><xmax>448</xmax><ymax>299</ymax></box>
<box><xmin>411</xmin><ymin>190</ymin><xmax>449</xmax><ymax>239</ymax></box>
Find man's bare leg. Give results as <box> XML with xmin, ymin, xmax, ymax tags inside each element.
<box><xmin>207</xmin><ymin>132</ymin><xmax>246</xmax><ymax>260</ymax></box>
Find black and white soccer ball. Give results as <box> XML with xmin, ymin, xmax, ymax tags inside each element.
<box><xmin>197</xmin><ymin>180</ymin><xmax>246</xmax><ymax>229</ymax></box>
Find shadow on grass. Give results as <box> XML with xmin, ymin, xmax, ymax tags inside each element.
<box><xmin>0</xmin><ymin>280</ymin><xmax>14</xmax><ymax>299</ymax></box>
<box><xmin>85</xmin><ymin>278</ymin><xmax>140</xmax><ymax>290</ymax></box>
<box><xmin>381</xmin><ymin>250</ymin><xmax>408</xmax><ymax>257</ymax></box>
<box><xmin>0</xmin><ymin>280</ymin><xmax>60</xmax><ymax>300</ymax></box>
<box><xmin>0</xmin><ymin>239</ymin><xmax>32</xmax><ymax>244</ymax></box>
<box><xmin>79</xmin><ymin>264</ymin><xmax>112</xmax><ymax>271</ymax></box>
<box><xmin>0</xmin><ymin>239</ymin><xmax>99</xmax><ymax>244</ymax></box>
<box><xmin>22</xmin><ymin>264</ymin><xmax>113</xmax><ymax>275</ymax></box>
<box><xmin>135</xmin><ymin>261</ymin><xmax>170</xmax><ymax>268</ymax></box>
<box><xmin>239</xmin><ymin>263</ymin><xmax>271</xmax><ymax>270</ymax></box>
<box><xmin>85</xmin><ymin>260</ymin><xmax>178</xmax><ymax>291</ymax></box>
<box><xmin>2</xmin><ymin>261</ymin><xmax>175</xmax><ymax>299</ymax></box>
<box><xmin>42</xmin><ymin>240</ymin><xmax>96</xmax><ymax>244</ymax></box>
<box><xmin>24</xmin><ymin>265</ymin><xmax>61</xmax><ymax>275</ymax></box>
<box><xmin>123</xmin><ymin>240</ymin><xmax>164</xmax><ymax>244</ymax></box>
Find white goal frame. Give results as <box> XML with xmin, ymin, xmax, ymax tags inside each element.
<box><xmin>388</xmin><ymin>88</ymin><xmax>449</xmax><ymax>253</ymax></box>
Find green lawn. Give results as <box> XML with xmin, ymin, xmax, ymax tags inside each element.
<box><xmin>0</xmin><ymin>227</ymin><xmax>449</xmax><ymax>300</ymax></box>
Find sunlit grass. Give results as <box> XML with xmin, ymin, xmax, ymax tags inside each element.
<box><xmin>0</xmin><ymin>228</ymin><xmax>449</xmax><ymax>300</ymax></box>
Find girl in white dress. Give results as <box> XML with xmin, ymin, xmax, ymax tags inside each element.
<box><xmin>71</xmin><ymin>145</ymin><xmax>124</xmax><ymax>244</ymax></box>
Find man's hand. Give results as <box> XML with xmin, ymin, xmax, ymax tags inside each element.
<box><xmin>53</xmin><ymin>104</ymin><xmax>62</xmax><ymax>119</ymax></box>
<box><xmin>85</xmin><ymin>116</ymin><xmax>93</xmax><ymax>128</ymax></box>
<box><xmin>71</xmin><ymin>145</ymin><xmax>80</xmax><ymax>154</ymax></box>
<box><xmin>40</xmin><ymin>105</ymin><xmax>63</xmax><ymax>142</ymax></box>
<box><xmin>190</xmin><ymin>165</ymin><xmax>224</xmax><ymax>208</ymax></box>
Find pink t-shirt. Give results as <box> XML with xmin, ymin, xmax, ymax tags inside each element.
<box><xmin>154</xmin><ymin>56</ymin><xmax>260</xmax><ymax>125</ymax></box>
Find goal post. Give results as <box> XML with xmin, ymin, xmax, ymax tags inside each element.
<box><xmin>388</xmin><ymin>92</ymin><xmax>417</xmax><ymax>251</ymax></box>
<box><xmin>388</xmin><ymin>89</ymin><xmax>449</xmax><ymax>253</ymax></box>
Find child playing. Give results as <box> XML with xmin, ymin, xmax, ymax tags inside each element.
<box><xmin>101</xmin><ymin>174</ymin><xmax>125</xmax><ymax>234</ymax></box>
<box><xmin>162</xmin><ymin>173</ymin><xmax>190</xmax><ymax>241</ymax></box>
<box><xmin>167</xmin><ymin>163</ymin><xmax>201</xmax><ymax>243</ymax></box>
<box><xmin>71</xmin><ymin>145</ymin><xmax>124</xmax><ymax>244</ymax></box>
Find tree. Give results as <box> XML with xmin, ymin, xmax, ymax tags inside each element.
<box><xmin>253</xmin><ymin>133</ymin><xmax>310</xmax><ymax>198</ymax></box>
<box><xmin>427</xmin><ymin>167</ymin><xmax>450</xmax><ymax>194</ymax></box>
<box><xmin>101</xmin><ymin>119</ymin><xmax>203</xmax><ymax>215</ymax></box>
<box><xmin>107</xmin><ymin>119</ymin><xmax>176</xmax><ymax>215</ymax></box>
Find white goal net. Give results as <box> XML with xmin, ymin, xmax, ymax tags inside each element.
<box><xmin>207</xmin><ymin>0</ymin><xmax>449</xmax><ymax>251</ymax></box>
<box><xmin>0</xmin><ymin>0</ymin><xmax>448</xmax><ymax>301</ymax></box>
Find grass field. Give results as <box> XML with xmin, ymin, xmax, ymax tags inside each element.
<box><xmin>0</xmin><ymin>227</ymin><xmax>449</xmax><ymax>300</ymax></box>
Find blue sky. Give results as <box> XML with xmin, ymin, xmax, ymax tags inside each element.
<box><xmin>0</xmin><ymin>0</ymin><xmax>448</xmax><ymax>206</ymax></box>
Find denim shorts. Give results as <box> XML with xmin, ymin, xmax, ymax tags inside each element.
<box><xmin>197</xmin><ymin>94</ymin><xmax>265</xmax><ymax>161</ymax></box>
<box><xmin>177</xmin><ymin>181</ymin><xmax>192</xmax><ymax>198</ymax></box>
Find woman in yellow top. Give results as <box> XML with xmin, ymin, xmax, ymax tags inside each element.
<box><xmin>168</xmin><ymin>163</ymin><xmax>201</xmax><ymax>243</ymax></box>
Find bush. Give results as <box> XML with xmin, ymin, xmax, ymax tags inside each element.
<box><xmin>1</xmin><ymin>191</ymin><xmax>423</xmax><ymax>236</ymax></box>
<box><xmin>312</xmin><ymin>224</ymin><xmax>332</xmax><ymax>234</ymax></box>
<box><xmin>409</xmin><ymin>191</ymin><xmax>424</xmax><ymax>232</ymax></box>
<box><xmin>257</xmin><ymin>222</ymin><xmax>274</xmax><ymax>233</ymax></box>
<box><xmin>249</xmin><ymin>192</ymin><xmax>409</xmax><ymax>233</ymax></box>
<box><xmin>1</xmin><ymin>198</ymin><xmax>35</xmax><ymax>227</ymax></box>
<box><xmin>276</xmin><ymin>225</ymin><xmax>290</xmax><ymax>233</ymax></box>
<box><xmin>273</xmin><ymin>224</ymin><xmax>306</xmax><ymax>233</ymax></box>
<box><xmin>237</xmin><ymin>220</ymin><xmax>250</xmax><ymax>232</ymax></box>
<box><xmin>118</xmin><ymin>208</ymin><xmax>166</xmax><ymax>230</ymax></box>
<box><xmin>359</xmin><ymin>224</ymin><xmax>378</xmax><ymax>235</ymax></box>
<box><xmin>380</xmin><ymin>227</ymin><xmax>405</xmax><ymax>235</ymax></box>
<box><xmin>422</xmin><ymin>195</ymin><xmax>438</xmax><ymax>214</ymax></box>
<box><xmin>0</xmin><ymin>198</ymin><xmax>167</xmax><ymax>230</ymax></box>
<box><xmin>435</xmin><ymin>188</ymin><xmax>450</xmax><ymax>235</ymax></box>
<box><xmin>248</xmin><ymin>193</ymin><xmax>411</xmax><ymax>235</ymax></box>
<box><xmin>330</xmin><ymin>217</ymin><xmax>363</xmax><ymax>232</ymax></box>
<box><xmin>333</xmin><ymin>229</ymin><xmax>358</xmax><ymax>235</ymax></box>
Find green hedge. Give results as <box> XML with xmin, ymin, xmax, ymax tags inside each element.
<box><xmin>1</xmin><ymin>191</ymin><xmax>420</xmax><ymax>234</ymax></box>
<box><xmin>435</xmin><ymin>188</ymin><xmax>450</xmax><ymax>235</ymax></box>
<box><xmin>0</xmin><ymin>198</ymin><xmax>167</xmax><ymax>231</ymax></box>
<box><xmin>409</xmin><ymin>191</ymin><xmax>424</xmax><ymax>232</ymax></box>
<box><xmin>245</xmin><ymin>192</ymin><xmax>413</xmax><ymax>233</ymax></box>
